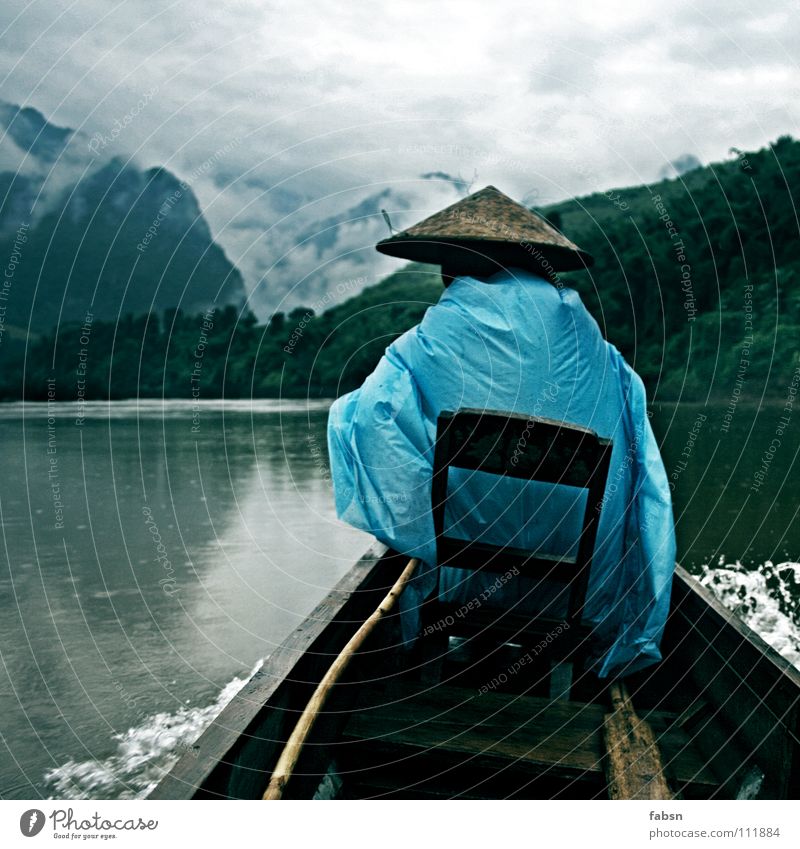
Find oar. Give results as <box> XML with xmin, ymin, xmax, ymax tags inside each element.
<box><xmin>603</xmin><ymin>680</ymin><xmax>673</xmax><ymax>799</ymax></box>
<box><xmin>263</xmin><ymin>557</ymin><xmax>420</xmax><ymax>800</ymax></box>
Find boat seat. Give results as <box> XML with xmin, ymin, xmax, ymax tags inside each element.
<box><xmin>422</xmin><ymin>409</ymin><xmax>614</xmax><ymax>698</ymax></box>
<box><xmin>341</xmin><ymin>681</ymin><xmax>719</xmax><ymax>799</ymax></box>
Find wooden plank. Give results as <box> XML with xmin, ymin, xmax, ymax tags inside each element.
<box><xmin>343</xmin><ymin>682</ymin><xmax>716</xmax><ymax>789</ymax></box>
<box><xmin>148</xmin><ymin>543</ymin><xmax>393</xmax><ymax>799</ymax></box>
<box><xmin>344</xmin><ymin>757</ymin><xmax>603</xmax><ymax>800</ymax></box>
<box><xmin>436</xmin><ymin>537</ymin><xmax>578</xmax><ymax>580</ymax></box>
<box><xmin>345</xmin><ymin>682</ymin><xmax>605</xmax><ymax>774</ymax></box>
<box><xmin>643</xmin><ymin>710</ymin><xmax>720</xmax><ymax>791</ymax></box>
<box><xmin>423</xmin><ymin>603</ymin><xmax>591</xmax><ymax>659</ymax></box>
<box><xmin>603</xmin><ymin>681</ymin><xmax>673</xmax><ymax>800</ymax></box>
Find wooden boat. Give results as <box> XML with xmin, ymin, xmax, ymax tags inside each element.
<box><xmin>149</xmin><ymin>542</ymin><xmax>800</xmax><ymax>800</ymax></box>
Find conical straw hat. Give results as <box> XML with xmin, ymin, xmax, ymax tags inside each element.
<box><xmin>376</xmin><ymin>185</ymin><xmax>593</xmax><ymax>276</ymax></box>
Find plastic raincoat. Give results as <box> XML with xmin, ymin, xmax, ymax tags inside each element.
<box><xmin>327</xmin><ymin>269</ymin><xmax>675</xmax><ymax>678</ymax></box>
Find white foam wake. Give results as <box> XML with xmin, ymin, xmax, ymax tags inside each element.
<box><xmin>699</xmin><ymin>559</ymin><xmax>800</xmax><ymax>669</ymax></box>
<box><xmin>44</xmin><ymin>660</ymin><xmax>263</xmax><ymax>799</ymax></box>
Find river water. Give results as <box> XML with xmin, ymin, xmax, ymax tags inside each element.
<box><xmin>0</xmin><ymin>400</ymin><xmax>798</xmax><ymax>799</ymax></box>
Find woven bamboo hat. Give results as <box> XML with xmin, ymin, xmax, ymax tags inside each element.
<box><xmin>376</xmin><ymin>185</ymin><xmax>593</xmax><ymax>278</ymax></box>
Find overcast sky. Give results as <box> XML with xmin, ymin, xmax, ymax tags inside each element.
<box><xmin>1</xmin><ymin>0</ymin><xmax>798</xmax><ymax>313</ymax></box>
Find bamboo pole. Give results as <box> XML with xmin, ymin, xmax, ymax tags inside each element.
<box><xmin>262</xmin><ymin>557</ymin><xmax>420</xmax><ymax>800</ymax></box>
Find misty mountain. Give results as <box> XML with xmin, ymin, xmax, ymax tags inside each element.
<box><xmin>0</xmin><ymin>102</ymin><xmax>72</xmax><ymax>163</ymax></box>
<box><xmin>1</xmin><ymin>100</ymin><xmax>472</xmax><ymax>325</ymax></box>
<box><xmin>245</xmin><ymin>185</ymin><xmax>416</xmax><ymax>317</ymax></box>
<box><xmin>0</xmin><ymin>100</ymin><xmax>246</xmax><ymax>337</ymax></box>
<box><xmin>12</xmin><ymin>133</ymin><xmax>800</xmax><ymax>404</ymax></box>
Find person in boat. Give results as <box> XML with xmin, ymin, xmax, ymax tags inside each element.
<box><xmin>327</xmin><ymin>185</ymin><xmax>675</xmax><ymax>679</ymax></box>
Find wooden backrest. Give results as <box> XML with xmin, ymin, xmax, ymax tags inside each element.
<box><xmin>432</xmin><ymin>409</ymin><xmax>613</xmax><ymax>622</ymax></box>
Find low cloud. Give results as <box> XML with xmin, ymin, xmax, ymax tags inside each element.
<box><xmin>0</xmin><ymin>0</ymin><xmax>797</xmax><ymax>316</ymax></box>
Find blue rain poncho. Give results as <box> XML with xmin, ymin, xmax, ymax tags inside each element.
<box><xmin>327</xmin><ymin>269</ymin><xmax>675</xmax><ymax>678</ymax></box>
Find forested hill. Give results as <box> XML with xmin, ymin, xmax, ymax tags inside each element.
<box><xmin>6</xmin><ymin>136</ymin><xmax>800</xmax><ymax>402</ymax></box>
<box><xmin>546</xmin><ymin>134</ymin><xmax>800</xmax><ymax>399</ymax></box>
